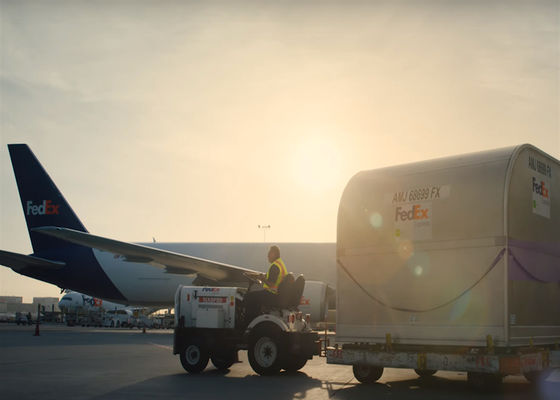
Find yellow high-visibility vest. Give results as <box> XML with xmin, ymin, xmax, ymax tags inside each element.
<box><xmin>263</xmin><ymin>257</ymin><xmax>288</xmax><ymax>294</ymax></box>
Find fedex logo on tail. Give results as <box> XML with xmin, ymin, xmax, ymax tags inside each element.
<box><xmin>532</xmin><ymin>177</ymin><xmax>549</xmax><ymax>199</ymax></box>
<box><xmin>26</xmin><ymin>200</ymin><xmax>60</xmax><ymax>216</ymax></box>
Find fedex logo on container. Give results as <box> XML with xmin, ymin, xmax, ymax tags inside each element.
<box><xmin>395</xmin><ymin>204</ymin><xmax>429</xmax><ymax>221</ymax></box>
<box><xmin>532</xmin><ymin>177</ymin><xmax>549</xmax><ymax>199</ymax></box>
<box><xmin>26</xmin><ymin>200</ymin><xmax>60</xmax><ymax>216</ymax></box>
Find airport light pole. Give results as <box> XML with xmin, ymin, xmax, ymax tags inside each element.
<box><xmin>258</xmin><ymin>224</ymin><xmax>270</xmax><ymax>242</ymax></box>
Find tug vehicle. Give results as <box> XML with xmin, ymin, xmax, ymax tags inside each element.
<box><xmin>173</xmin><ymin>273</ymin><xmax>320</xmax><ymax>375</ymax></box>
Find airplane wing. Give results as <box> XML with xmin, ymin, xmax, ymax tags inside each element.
<box><xmin>0</xmin><ymin>249</ymin><xmax>66</xmax><ymax>271</ymax></box>
<box><xmin>32</xmin><ymin>226</ymin><xmax>258</xmax><ymax>284</ymax></box>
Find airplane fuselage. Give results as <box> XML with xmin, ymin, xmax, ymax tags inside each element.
<box><xmin>92</xmin><ymin>249</ymin><xmax>196</xmax><ymax>305</ymax></box>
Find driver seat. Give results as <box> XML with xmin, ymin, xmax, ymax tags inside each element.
<box><xmin>276</xmin><ymin>273</ymin><xmax>295</xmax><ymax>308</ymax></box>
<box><xmin>288</xmin><ymin>274</ymin><xmax>305</xmax><ymax>309</ymax></box>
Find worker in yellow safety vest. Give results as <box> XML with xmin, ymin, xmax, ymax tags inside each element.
<box><xmin>261</xmin><ymin>246</ymin><xmax>288</xmax><ymax>294</ymax></box>
<box><xmin>243</xmin><ymin>245</ymin><xmax>288</xmax><ymax>323</ymax></box>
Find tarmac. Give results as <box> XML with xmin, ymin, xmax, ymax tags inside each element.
<box><xmin>0</xmin><ymin>324</ymin><xmax>558</xmax><ymax>400</ymax></box>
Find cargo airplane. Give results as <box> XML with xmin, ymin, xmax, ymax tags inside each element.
<box><xmin>0</xmin><ymin>145</ymin><xmax>333</xmax><ymax>321</ymax></box>
<box><xmin>58</xmin><ymin>291</ymin><xmax>129</xmax><ymax>313</ymax></box>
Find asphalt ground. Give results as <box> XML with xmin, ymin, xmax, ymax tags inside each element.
<box><xmin>0</xmin><ymin>324</ymin><xmax>558</xmax><ymax>400</ymax></box>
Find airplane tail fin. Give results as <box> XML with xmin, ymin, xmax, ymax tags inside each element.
<box><xmin>8</xmin><ymin>144</ymin><xmax>88</xmax><ymax>254</ymax></box>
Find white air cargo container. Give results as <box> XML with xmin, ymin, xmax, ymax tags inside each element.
<box><xmin>335</xmin><ymin>144</ymin><xmax>559</xmax><ymax>348</ymax></box>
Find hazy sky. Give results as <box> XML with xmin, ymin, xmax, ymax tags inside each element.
<box><xmin>1</xmin><ymin>0</ymin><xmax>558</xmax><ymax>301</ymax></box>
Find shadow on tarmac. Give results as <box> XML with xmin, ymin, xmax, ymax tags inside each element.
<box><xmin>91</xmin><ymin>370</ymin><xmax>324</xmax><ymax>400</ymax></box>
<box><xmin>330</xmin><ymin>376</ymin><xmax>558</xmax><ymax>400</ymax></box>
<box><xmin>90</xmin><ymin>370</ymin><xmax>559</xmax><ymax>400</ymax></box>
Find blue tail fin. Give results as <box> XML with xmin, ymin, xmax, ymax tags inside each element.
<box><xmin>8</xmin><ymin>144</ymin><xmax>88</xmax><ymax>254</ymax></box>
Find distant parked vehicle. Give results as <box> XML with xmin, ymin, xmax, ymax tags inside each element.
<box><xmin>15</xmin><ymin>312</ymin><xmax>30</xmax><ymax>325</ymax></box>
<box><xmin>134</xmin><ymin>315</ymin><xmax>155</xmax><ymax>329</ymax></box>
<box><xmin>0</xmin><ymin>312</ymin><xmax>16</xmax><ymax>323</ymax></box>
<box><xmin>103</xmin><ymin>309</ymin><xmax>134</xmax><ymax>328</ymax></box>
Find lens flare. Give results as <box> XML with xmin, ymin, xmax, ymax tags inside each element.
<box><xmin>397</xmin><ymin>240</ymin><xmax>414</xmax><ymax>260</ymax></box>
<box><xmin>369</xmin><ymin>212</ymin><xmax>383</xmax><ymax>229</ymax></box>
<box><xmin>406</xmin><ymin>251</ymin><xmax>430</xmax><ymax>277</ymax></box>
<box><xmin>449</xmin><ymin>291</ymin><xmax>471</xmax><ymax>321</ymax></box>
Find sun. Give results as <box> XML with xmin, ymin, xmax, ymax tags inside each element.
<box><xmin>291</xmin><ymin>136</ymin><xmax>342</xmax><ymax>192</ymax></box>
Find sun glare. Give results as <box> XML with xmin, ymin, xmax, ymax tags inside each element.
<box><xmin>291</xmin><ymin>136</ymin><xmax>342</xmax><ymax>192</ymax></box>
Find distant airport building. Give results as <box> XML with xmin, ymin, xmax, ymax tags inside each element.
<box><xmin>0</xmin><ymin>296</ymin><xmax>23</xmax><ymax>304</ymax></box>
<box><xmin>0</xmin><ymin>296</ymin><xmax>60</xmax><ymax>314</ymax></box>
<box><xmin>33</xmin><ymin>297</ymin><xmax>60</xmax><ymax>312</ymax></box>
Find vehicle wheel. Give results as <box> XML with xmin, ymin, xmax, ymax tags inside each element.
<box><xmin>248</xmin><ymin>325</ymin><xmax>285</xmax><ymax>375</ymax></box>
<box><xmin>352</xmin><ymin>364</ymin><xmax>383</xmax><ymax>383</ymax></box>
<box><xmin>414</xmin><ymin>369</ymin><xmax>437</xmax><ymax>378</ymax></box>
<box><xmin>283</xmin><ymin>356</ymin><xmax>308</xmax><ymax>372</ymax></box>
<box><xmin>467</xmin><ymin>372</ymin><xmax>502</xmax><ymax>390</ymax></box>
<box><xmin>211</xmin><ymin>350</ymin><xmax>237</xmax><ymax>370</ymax></box>
<box><xmin>524</xmin><ymin>369</ymin><xmax>551</xmax><ymax>384</ymax></box>
<box><xmin>180</xmin><ymin>337</ymin><xmax>209</xmax><ymax>374</ymax></box>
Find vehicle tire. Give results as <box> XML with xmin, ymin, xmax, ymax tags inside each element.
<box><xmin>467</xmin><ymin>372</ymin><xmax>502</xmax><ymax>390</ymax></box>
<box><xmin>352</xmin><ymin>364</ymin><xmax>383</xmax><ymax>383</ymax></box>
<box><xmin>248</xmin><ymin>325</ymin><xmax>285</xmax><ymax>375</ymax></box>
<box><xmin>524</xmin><ymin>369</ymin><xmax>551</xmax><ymax>384</ymax></box>
<box><xmin>180</xmin><ymin>336</ymin><xmax>209</xmax><ymax>374</ymax></box>
<box><xmin>414</xmin><ymin>369</ymin><xmax>437</xmax><ymax>378</ymax></box>
<box><xmin>283</xmin><ymin>356</ymin><xmax>308</xmax><ymax>372</ymax></box>
<box><xmin>211</xmin><ymin>350</ymin><xmax>237</xmax><ymax>370</ymax></box>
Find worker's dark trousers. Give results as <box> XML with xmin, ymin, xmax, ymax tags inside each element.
<box><xmin>243</xmin><ymin>289</ymin><xmax>277</xmax><ymax>324</ymax></box>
